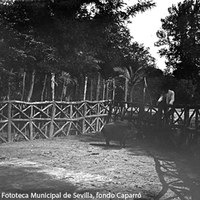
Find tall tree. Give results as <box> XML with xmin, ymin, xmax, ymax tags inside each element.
<box><xmin>155</xmin><ymin>0</ymin><xmax>200</xmax><ymax>81</ymax></box>
<box><xmin>0</xmin><ymin>0</ymin><xmax>156</xmax><ymax>101</ymax></box>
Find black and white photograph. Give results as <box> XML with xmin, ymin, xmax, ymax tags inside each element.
<box><xmin>0</xmin><ymin>0</ymin><xmax>200</xmax><ymax>199</ymax></box>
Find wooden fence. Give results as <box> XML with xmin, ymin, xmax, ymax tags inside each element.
<box><xmin>0</xmin><ymin>100</ymin><xmax>111</xmax><ymax>143</ymax></box>
<box><xmin>110</xmin><ymin>102</ymin><xmax>200</xmax><ymax>130</ymax></box>
<box><xmin>0</xmin><ymin>100</ymin><xmax>200</xmax><ymax>143</ymax></box>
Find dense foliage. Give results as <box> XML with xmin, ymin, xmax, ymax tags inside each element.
<box><xmin>0</xmin><ymin>0</ymin><xmax>157</xmax><ymax>102</ymax></box>
<box><xmin>156</xmin><ymin>0</ymin><xmax>200</xmax><ymax>103</ymax></box>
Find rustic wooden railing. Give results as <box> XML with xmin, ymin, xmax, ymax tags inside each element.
<box><xmin>0</xmin><ymin>100</ymin><xmax>200</xmax><ymax>143</ymax></box>
<box><xmin>109</xmin><ymin>102</ymin><xmax>200</xmax><ymax>130</ymax></box>
<box><xmin>0</xmin><ymin>100</ymin><xmax>111</xmax><ymax>143</ymax></box>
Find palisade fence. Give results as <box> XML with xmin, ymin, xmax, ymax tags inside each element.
<box><xmin>0</xmin><ymin>100</ymin><xmax>200</xmax><ymax>143</ymax></box>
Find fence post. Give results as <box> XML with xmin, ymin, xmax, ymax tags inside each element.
<box><xmin>29</xmin><ymin>104</ymin><xmax>33</xmax><ymax>140</ymax></box>
<box><xmin>7</xmin><ymin>101</ymin><xmax>12</xmax><ymax>142</ymax></box>
<box><xmin>82</xmin><ymin>101</ymin><xmax>86</xmax><ymax>134</ymax></box>
<box><xmin>49</xmin><ymin>101</ymin><xmax>56</xmax><ymax>138</ymax></box>
<box><xmin>96</xmin><ymin>102</ymin><xmax>100</xmax><ymax>132</ymax></box>
<box><xmin>184</xmin><ymin>106</ymin><xmax>189</xmax><ymax>127</ymax></box>
<box><xmin>139</xmin><ymin>103</ymin><xmax>144</xmax><ymax>118</ymax></box>
<box><xmin>106</xmin><ymin>101</ymin><xmax>113</xmax><ymax>123</ymax></box>
<box><xmin>195</xmin><ymin>107</ymin><xmax>198</xmax><ymax>130</ymax></box>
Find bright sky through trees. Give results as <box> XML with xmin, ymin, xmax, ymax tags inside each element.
<box><xmin>127</xmin><ymin>0</ymin><xmax>184</xmax><ymax>70</ymax></box>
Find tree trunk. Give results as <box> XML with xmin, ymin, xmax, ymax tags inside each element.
<box><xmin>90</xmin><ymin>78</ymin><xmax>93</xmax><ymax>101</ymax></box>
<box><xmin>41</xmin><ymin>74</ymin><xmax>47</xmax><ymax>101</ymax></box>
<box><xmin>51</xmin><ymin>73</ymin><xmax>55</xmax><ymax>101</ymax></box>
<box><xmin>75</xmin><ymin>83</ymin><xmax>79</xmax><ymax>101</ymax></box>
<box><xmin>61</xmin><ymin>81</ymin><xmax>66</xmax><ymax>101</ymax></box>
<box><xmin>112</xmin><ymin>78</ymin><xmax>115</xmax><ymax>101</ymax></box>
<box><xmin>96</xmin><ymin>72</ymin><xmax>101</xmax><ymax>100</ymax></box>
<box><xmin>7</xmin><ymin>69</ymin><xmax>13</xmax><ymax>101</ymax></box>
<box><xmin>106</xmin><ymin>80</ymin><xmax>109</xmax><ymax>100</ymax></box>
<box><xmin>7</xmin><ymin>79</ymin><xmax>11</xmax><ymax>101</ymax></box>
<box><xmin>130</xmin><ymin>85</ymin><xmax>134</xmax><ymax>102</ymax></box>
<box><xmin>125</xmin><ymin>77</ymin><xmax>129</xmax><ymax>102</ymax></box>
<box><xmin>143</xmin><ymin>77</ymin><xmax>147</xmax><ymax>105</ymax></box>
<box><xmin>102</xmin><ymin>79</ymin><xmax>106</xmax><ymax>100</ymax></box>
<box><xmin>27</xmin><ymin>70</ymin><xmax>35</xmax><ymax>102</ymax></box>
<box><xmin>21</xmin><ymin>71</ymin><xmax>26</xmax><ymax>101</ymax></box>
<box><xmin>83</xmin><ymin>76</ymin><xmax>88</xmax><ymax>101</ymax></box>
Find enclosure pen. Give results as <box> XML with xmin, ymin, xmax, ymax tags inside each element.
<box><xmin>0</xmin><ymin>100</ymin><xmax>200</xmax><ymax>144</ymax></box>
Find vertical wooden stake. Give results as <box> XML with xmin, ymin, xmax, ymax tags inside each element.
<box><xmin>7</xmin><ymin>101</ymin><xmax>12</xmax><ymax>142</ymax></box>
<box><xmin>184</xmin><ymin>106</ymin><xmax>189</xmax><ymax>127</ymax></box>
<box><xmin>82</xmin><ymin>101</ymin><xmax>86</xmax><ymax>134</ymax></box>
<box><xmin>29</xmin><ymin>104</ymin><xmax>33</xmax><ymax>140</ymax></box>
<box><xmin>49</xmin><ymin>101</ymin><xmax>56</xmax><ymax>138</ymax></box>
<box><xmin>96</xmin><ymin>102</ymin><xmax>100</xmax><ymax>132</ymax></box>
<box><xmin>195</xmin><ymin>108</ymin><xmax>198</xmax><ymax>130</ymax></box>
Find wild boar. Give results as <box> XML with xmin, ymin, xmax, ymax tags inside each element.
<box><xmin>101</xmin><ymin>120</ymin><xmax>137</xmax><ymax>148</ymax></box>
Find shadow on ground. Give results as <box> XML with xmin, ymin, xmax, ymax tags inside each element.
<box><xmin>0</xmin><ymin>133</ymin><xmax>200</xmax><ymax>200</ymax></box>
<box><xmin>77</xmin><ymin>133</ymin><xmax>200</xmax><ymax>200</ymax></box>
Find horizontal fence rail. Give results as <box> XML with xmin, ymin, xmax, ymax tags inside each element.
<box><xmin>0</xmin><ymin>100</ymin><xmax>200</xmax><ymax>143</ymax></box>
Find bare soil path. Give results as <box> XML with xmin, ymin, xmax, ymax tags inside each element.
<box><xmin>0</xmin><ymin>134</ymin><xmax>200</xmax><ymax>200</ymax></box>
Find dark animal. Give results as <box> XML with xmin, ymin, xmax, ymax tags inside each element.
<box><xmin>101</xmin><ymin>120</ymin><xmax>137</xmax><ymax>148</ymax></box>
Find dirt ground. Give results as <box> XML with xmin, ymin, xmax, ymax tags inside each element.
<box><xmin>0</xmin><ymin>133</ymin><xmax>200</xmax><ymax>200</ymax></box>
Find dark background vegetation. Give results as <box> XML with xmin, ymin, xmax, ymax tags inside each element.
<box><xmin>0</xmin><ymin>0</ymin><xmax>199</xmax><ymax>105</ymax></box>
